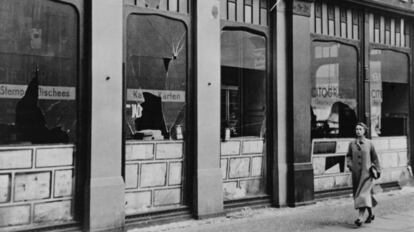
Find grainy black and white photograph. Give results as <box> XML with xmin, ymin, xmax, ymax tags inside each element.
<box><xmin>0</xmin><ymin>0</ymin><xmax>413</xmax><ymax>231</ymax></box>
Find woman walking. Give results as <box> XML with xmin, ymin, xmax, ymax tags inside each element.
<box><xmin>346</xmin><ymin>122</ymin><xmax>381</xmax><ymax>227</ymax></box>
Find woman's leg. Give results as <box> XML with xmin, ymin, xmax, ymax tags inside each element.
<box><xmin>365</xmin><ymin>207</ymin><xmax>375</xmax><ymax>223</ymax></box>
<box><xmin>355</xmin><ymin>208</ymin><xmax>365</xmax><ymax>226</ymax></box>
<box><xmin>367</xmin><ymin>207</ymin><xmax>372</xmax><ymax>216</ymax></box>
<box><xmin>358</xmin><ymin>208</ymin><xmax>365</xmax><ymax>220</ymax></box>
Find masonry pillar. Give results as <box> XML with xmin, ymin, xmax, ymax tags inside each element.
<box><xmin>287</xmin><ymin>0</ymin><xmax>315</xmax><ymax>206</ymax></box>
<box><xmin>194</xmin><ymin>0</ymin><xmax>224</xmax><ymax>218</ymax></box>
<box><xmin>84</xmin><ymin>0</ymin><xmax>125</xmax><ymax>231</ymax></box>
<box><xmin>271</xmin><ymin>0</ymin><xmax>289</xmax><ymax>207</ymax></box>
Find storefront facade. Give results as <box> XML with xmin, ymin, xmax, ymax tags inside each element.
<box><xmin>284</xmin><ymin>0</ymin><xmax>414</xmax><ymax>203</ymax></box>
<box><xmin>307</xmin><ymin>0</ymin><xmax>414</xmax><ymax>198</ymax></box>
<box><xmin>0</xmin><ymin>0</ymin><xmax>413</xmax><ymax>231</ymax></box>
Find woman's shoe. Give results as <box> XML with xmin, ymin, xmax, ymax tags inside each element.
<box><xmin>365</xmin><ymin>215</ymin><xmax>375</xmax><ymax>223</ymax></box>
<box><xmin>354</xmin><ymin>219</ymin><xmax>362</xmax><ymax>227</ymax></box>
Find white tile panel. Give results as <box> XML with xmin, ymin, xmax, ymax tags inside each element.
<box><xmin>36</xmin><ymin>147</ymin><xmax>73</xmax><ymax>167</ymax></box>
<box><xmin>0</xmin><ymin>149</ymin><xmax>32</xmax><ymax>169</ymax></box>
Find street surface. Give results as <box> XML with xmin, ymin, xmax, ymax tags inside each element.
<box><xmin>129</xmin><ymin>183</ymin><xmax>414</xmax><ymax>232</ymax></box>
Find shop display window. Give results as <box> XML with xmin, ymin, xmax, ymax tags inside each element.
<box><xmin>370</xmin><ymin>49</ymin><xmax>409</xmax><ymax>137</ymax></box>
<box><xmin>221</xmin><ymin>30</ymin><xmax>266</xmax><ymax>139</ymax></box>
<box><xmin>0</xmin><ymin>0</ymin><xmax>78</xmax><ymax>145</ymax></box>
<box><xmin>221</xmin><ymin>30</ymin><xmax>267</xmax><ymax>201</ymax></box>
<box><xmin>311</xmin><ymin>42</ymin><xmax>358</xmax><ymax>139</ymax></box>
<box><xmin>126</xmin><ymin>15</ymin><xmax>187</xmax><ymax>141</ymax></box>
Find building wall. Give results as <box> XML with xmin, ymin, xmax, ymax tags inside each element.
<box><xmin>0</xmin><ymin>0</ymin><xmax>414</xmax><ymax>231</ymax></box>
<box><xmin>0</xmin><ymin>145</ymin><xmax>75</xmax><ymax>230</ymax></box>
<box><xmin>194</xmin><ymin>0</ymin><xmax>224</xmax><ymax>218</ymax></box>
<box><xmin>288</xmin><ymin>0</ymin><xmax>315</xmax><ymax>206</ymax></box>
<box><xmin>308</xmin><ymin>0</ymin><xmax>413</xmax><ymax>197</ymax></box>
<box><xmin>313</xmin><ymin>137</ymin><xmax>410</xmax><ymax>193</ymax></box>
<box><xmin>85</xmin><ymin>0</ymin><xmax>125</xmax><ymax>231</ymax></box>
<box><xmin>276</xmin><ymin>0</ymin><xmax>289</xmax><ymax>207</ymax></box>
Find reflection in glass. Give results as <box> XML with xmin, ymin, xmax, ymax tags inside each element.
<box><xmin>370</xmin><ymin>49</ymin><xmax>408</xmax><ymax>136</ymax></box>
<box><xmin>126</xmin><ymin>15</ymin><xmax>187</xmax><ymax>140</ymax></box>
<box><xmin>0</xmin><ymin>0</ymin><xmax>78</xmax><ymax>145</ymax></box>
<box><xmin>311</xmin><ymin>42</ymin><xmax>358</xmax><ymax>138</ymax></box>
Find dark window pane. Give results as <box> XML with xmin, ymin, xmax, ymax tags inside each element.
<box><xmin>327</xmin><ymin>5</ymin><xmax>335</xmax><ymax>21</ymax></box>
<box><xmin>370</xmin><ymin>49</ymin><xmax>409</xmax><ymax>136</ymax></box>
<box><xmin>374</xmin><ymin>15</ymin><xmax>380</xmax><ymax>29</ymax></box>
<box><xmin>404</xmin><ymin>24</ymin><xmax>410</xmax><ymax>47</ymax></box>
<box><xmin>395</xmin><ymin>20</ymin><xmax>401</xmax><ymax>33</ymax></box>
<box><xmin>352</xmin><ymin>10</ymin><xmax>359</xmax><ymax>25</ymax></box>
<box><xmin>221</xmin><ymin>30</ymin><xmax>266</xmax><ymax>138</ymax></box>
<box><xmin>385</xmin><ymin>18</ymin><xmax>391</xmax><ymax>31</ymax></box>
<box><xmin>0</xmin><ymin>0</ymin><xmax>78</xmax><ymax>145</ymax></box>
<box><xmin>340</xmin><ymin>8</ymin><xmax>347</xmax><ymax>23</ymax></box>
<box><xmin>311</xmin><ymin>42</ymin><xmax>358</xmax><ymax>138</ymax></box>
<box><xmin>126</xmin><ymin>15</ymin><xmax>187</xmax><ymax>140</ymax></box>
<box><xmin>260</xmin><ymin>0</ymin><xmax>266</xmax><ymax>8</ymax></box>
<box><xmin>315</xmin><ymin>2</ymin><xmax>322</xmax><ymax>18</ymax></box>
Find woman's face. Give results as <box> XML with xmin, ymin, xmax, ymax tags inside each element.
<box><xmin>355</xmin><ymin>125</ymin><xmax>365</xmax><ymax>137</ymax></box>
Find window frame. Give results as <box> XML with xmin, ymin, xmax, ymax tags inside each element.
<box><xmin>220</xmin><ymin>21</ymin><xmax>270</xmax><ymax>138</ymax></box>
<box><xmin>220</xmin><ymin>18</ymin><xmax>272</xmax><ymax>200</ymax></box>
<box><xmin>310</xmin><ymin>1</ymin><xmax>364</xmax><ymax>137</ymax></box>
<box><xmin>122</xmin><ymin>4</ymin><xmax>193</xmax><ymax>212</ymax></box>
<box><xmin>220</xmin><ymin>28</ymin><xmax>267</xmax><ymax>138</ymax></box>
<box><xmin>0</xmin><ymin>0</ymin><xmax>84</xmax><ymax>146</ymax></box>
<box><xmin>369</xmin><ymin>43</ymin><xmax>412</xmax><ymax>138</ymax></box>
<box><xmin>0</xmin><ymin>0</ymin><xmax>86</xmax><ymax>228</ymax></box>
<box><xmin>310</xmin><ymin>34</ymin><xmax>363</xmax><ymax>139</ymax></box>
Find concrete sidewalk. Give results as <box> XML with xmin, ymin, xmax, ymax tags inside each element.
<box><xmin>129</xmin><ymin>186</ymin><xmax>414</xmax><ymax>232</ymax></box>
<box><xmin>312</xmin><ymin>210</ymin><xmax>414</xmax><ymax>232</ymax></box>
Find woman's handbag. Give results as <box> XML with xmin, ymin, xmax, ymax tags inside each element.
<box><xmin>369</xmin><ymin>165</ymin><xmax>380</xmax><ymax>179</ymax></box>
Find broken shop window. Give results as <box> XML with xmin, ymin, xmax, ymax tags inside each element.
<box><xmin>0</xmin><ymin>0</ymin><xmax>78</xmax><ymax>145</ymax></box>
<box><xmin>369</xmin><ymin>49</ymin><xmax>409</xmax><ymax>137</ymax></box>
<box><xmin>126</xmin><ymin>14</ymin><xmax>187</xmax><ymax>140</ymax></box>
<box><xmin>220</xmin><ymin>30</ymin><xmax>267</xmax><ymax>139</ymax></box>
<box><xmin>311</xmin><ymin>42</ymin><xmax>358</xmax><ymax>139</ymax></box>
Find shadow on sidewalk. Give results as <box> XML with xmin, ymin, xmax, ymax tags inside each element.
<box><xmin>316</xmin><ymin>221</ymin><xmax>356</xmax><ymax>230</ymax></box>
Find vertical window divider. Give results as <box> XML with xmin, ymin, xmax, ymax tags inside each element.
<box><xmin>363</xmin><ymin>10</ymin><xmax>370</xmax><ymax>128</ymax></box>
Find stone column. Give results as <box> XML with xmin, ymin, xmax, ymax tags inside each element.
<box><xmin>84</xmin><ymin>0</ymin><xmax>125</xmax><ymax>231</ymax></box>
<box><xmin>194</xmin><ymin>0</ymin><xmax>224</xmax><ymax>219</ymax></box>
<box><xmin>270</xmin><ymin>0</ymin><xmax>289</xmax><ymax>207</ymax></box>
<box><xmin>287</xmin><ymin>0</ymin><xmax>315</xmax><ymax>206</ymax></box>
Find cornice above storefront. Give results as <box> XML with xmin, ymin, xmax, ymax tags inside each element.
<box><xmin>340</xmin><ymin>0</ymin><xmax>414</xmax><ymax>17</ymax></box>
